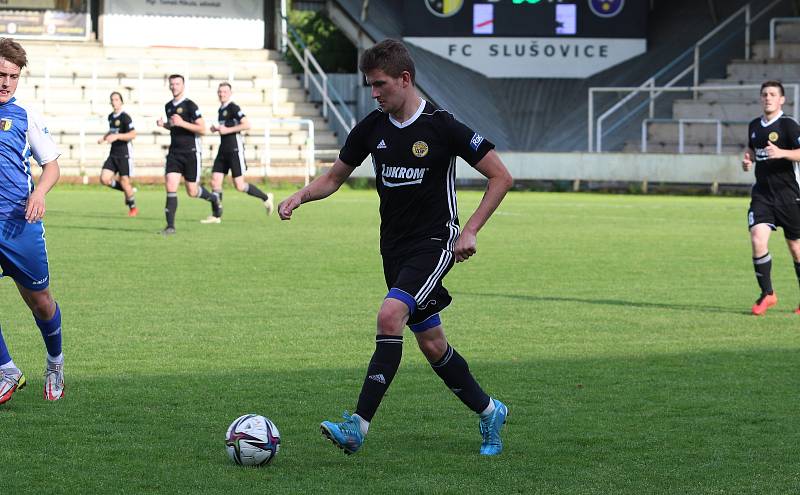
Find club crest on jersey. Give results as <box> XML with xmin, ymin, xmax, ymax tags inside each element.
<box><xmin>412</xmin><ymin>141</ymin><xmax>429</xmax><ymax>157</ymax></box>
<box><xmin>222</xmin><ymin>110</ymin><xmax>227</xmax><ymax>117</ymax></box>
<box><xmin>589</xmin><ymin>0</ymin><xmax>624</xmax><ymax>18</ymax></box>
<box><xmin>177</xmin><ymin>107</ymin><xmax>184</xmax><ymax>114</ymax></box>
<box><xmin>769</xmin><ymin>131</ymin><xmax>779</xmax><ymax>142</ymax></box>
<box><xmin>0</xmin><ymin>118</ymin><xmax>12</xmax><ymax>131</ymax></box>
<box><xmin>114</xmin><ymin>119</ymin><xmax>121</xmax><ymax>127</ymax></box>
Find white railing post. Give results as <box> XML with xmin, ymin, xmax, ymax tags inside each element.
<box><xmin>744</xmin><ymin>4</ymin><xmax>751</xmax><ymax>61</ymax></box>
<box><xmin>794</xmin><ymin>83</ymin><xmax>799</xmax><ymax>119</ymax></box>
<box><xmin>91</xmin><ymin>61</ymin><xmax>98</xmax><ymax>115</ymax></box>
<box><xmin>306</xmin><ymin>118</ymin><xmax>315</xmax><ymax>185</ymax></box>
<box><xmin>79</xmin><ymin>120</ymin><xmax>87</xmax><ymax>183</ymax></box>
<box><xmin>716</xmin><ymin>120</ymin><xmax>722</xmax><ymax>154</ymax></box>
<box><xmin>770</xmin><ymin>17</ymin><xmax>777</xmax><ymax>58</ymax></box>
<box><xmin>262</xmin><ymin>122</ymin><xmax>271</xmax><ymax>178</ymax></box>
<box><xmin>641</xmin><ymin>119</ymin><xmax>648</xmax><ymax>153</ymax></box>
<box><xmin>678</xmin><ymin>120</ymin><xmax>685</xmax><ymax>154</ymax></box>
<box><xmin>588</xmin><ymin>89</ymin><xmax>594</xmax><ymax>152</ymax></box>
<box><xmin>322</xmin><ymin>73</ymin><xmax>328</xmax><ymax>119</ymax></box>
<box><xmin>272</xmin><ymin>63</ymin><xmax>279</xmax><ymax>116</ymax></box>
<box><xmin>44</xmin><ymin>58</ymin><xmax>51</xmax><ymax>113</ymax></box>
<box><xmin>303</xmin><ymin>49</ymin><xmax>309</xmax><ymax>90</ymax></box>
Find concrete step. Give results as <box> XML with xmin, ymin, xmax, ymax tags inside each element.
<box><xmin>624</xmin><ymin>141</ymin><xmax>743</xmax><ymax>154</ymax></box>
<box><xmin>750</xmin><ymin>40</ymin><xmax>800</xmax><ymax>60</ymax></box>
<box><xmin>54</xmin><ymin>145</ymin><xmax>339</xmax><ymax>163</ymax></box>
<box><xmin>21</xmin><ymin>41</ymin><xmax>283</xmax><ymax>62</ymax></box>
<box><xmin>645</xmin><ymin>121</ymin><xmax>748</xmax><ymax>144</ymax></box>
<box><xmin>51</xmin><ymin>131</ymin><xmax>339</xmax><ymax>148</ymax></box>
<box><xmin>775</xmin><ymin>22</ymin><xmax>800</xmax><ymax>43</ymax></box>
<box><xmin>672</xmin><ymin>99</ymin><xmax>766</xmax><ymax>120</ymax></box>
<box><xmin>30</xmin><ymin>101</ymin><xmax>324</xmax><ymax>119</ymax></box>
<box><xmin>727</xmin><ymin>60</ymin><xmax>800</xmax><ymax>80</ymax></box>
<box><xmin>15</xmin><ymin>85</ymin><xmax>307</xmax><ymax>105</ymax></box>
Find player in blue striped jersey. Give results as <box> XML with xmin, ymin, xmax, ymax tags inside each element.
<box><xmin>0</xmin><ymin>38</ymin><xmax>65</xmax><ymax>405</ymax></box>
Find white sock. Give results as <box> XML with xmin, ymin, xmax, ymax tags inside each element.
<box><xmin>480</xmin><ymin>398</ymin><xmax>496</xmax><ymax>417</ymax></box>
<box><xmin>1</xmin><ymin>360</ymin><xmax>18</xmax><ymax>372</ymax></box>
<box><xmin>47</xmin><ymin>353</ymin><xmax>63</xmax><ymax>365</ymax></box>
<box><xmin>352</xmin><ymin>413</ymin><xmax>369</xmax><ymax>436</ymax></box>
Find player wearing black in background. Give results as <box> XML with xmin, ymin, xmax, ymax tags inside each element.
<box><xmin>278</xmin><ymin>39</ymin><xmax>513</xmax><ymax>456</ymax></box>
<box><xmin>742</xmin><ymin>80</ymin><xmax>800</xmax><ymax>315</ymax></box>
<box><xmin>98</xmin><ymin>91</ymin><xmax>137</xmax><ymax>216</ymax></box>
<box><xmin>201</xmin><ymin>82</ymin><xmax>274</xmax><ymax>224</ymax></box>
<box><xmin>156</xmin><ymin>74</ymin><xmax>219</xmax><ymax>235</ymax></box>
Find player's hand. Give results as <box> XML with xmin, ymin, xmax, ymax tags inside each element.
<box><xmin>765</xmin><ymin>141</ymin><xmax>784</xmax><ymax>160</ymax></box>
<box><xmin>454</xmin><ymin>230</ymin><xmax>477</xmax><ymax>263</ymax></box>
<box><xmin>156</xmin><ymin>117</ymin><xmax>165</xmax><ymax>128</ymax></box>
<box><xmin>169</xmin><ymin>114</ymin><xmax>184</xmax><ymax>127</ymax></box>
<box><xmin>278</xmin><ymin>194</ymin><xmax>302</xmax><ymax>220</ymax></box>
<box><xmin>97</xmin><ymin>136</ymin><xmax>105</xmax><ymax>144</ymax></box>
<box><xmin>25</xmin><ymin>190</ymin><xmax>46</xmax><ymax>223</ymax></box>
<box><xmin>216</xmin><ymin>124</ymin><xmax>228</xmax><ymax>135</ymax></box>
<box><xmin>210</xmin><ymin>124</ymin><xmax>219</xmax><ymax>133</ymax></box>
<box><xmin>742</xmin><ymin>150</ymin><xmax>753</xmax><ymax>171</ymax></box>
<box><xmin>106</xmin><ymin>134</ymin><xmax>117</xmax><ymax>143</ymax></box>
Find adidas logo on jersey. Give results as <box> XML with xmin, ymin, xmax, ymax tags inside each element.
<box><xmin>368</xmin><ymin>374</ymin><xmax>387</xmax><ymax>384</ymax></box>
<box><xmin>377</xmin><ymin>139</ymin><xmax>387</xmax><ymax>149</ymax></box>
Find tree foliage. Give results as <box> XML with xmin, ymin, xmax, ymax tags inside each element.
<box><xmin>286</xmin><ymin>8</ymin><xmax>357</xmax><ymax>74</ymax></box>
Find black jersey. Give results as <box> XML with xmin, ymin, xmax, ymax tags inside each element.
<box><xmin>217</xmin><ymin>101</ymin><xmax>245</xmax><ymax>152</ymax></box>
<box><xmin>107</xmin><ymin>111</ymin><xmax>134</xmax><ymax>156</ymax></box>
<box><xmin>165</xmin><ymin>98</ymin><xmax>202</xmax><ymax>152</ymax></box>
<box><xmin>748</xmin><ymin>112</ymin><xmax>800</xmax><ymax>204</ymax></box>
<box><xmin>339</xmin><ymin>99</ymin><xmax>495</xmax><ymax>256</ymax></box>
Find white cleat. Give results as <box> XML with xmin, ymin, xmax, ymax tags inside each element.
<box><xmin>0</xmin><ymin>368</ymin><xmax>26</xmax><ymax>405</ymax></box>
<box><xmin>200</xmin><ymin>215</ymin><xmax>222</xmax><ymax>224</ymax></box>
<box><xmin>44</xmin><ymin>361</ymin><xmax>64</xmax><ymax>401</ymax></box>
<box><xmin>264</xmin><ymin>193</ymin><xmax>275</xmax><ymax>216</ymax></box>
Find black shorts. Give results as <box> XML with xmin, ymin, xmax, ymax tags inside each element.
<box><xmin>748</xmin><ymin>198</ymin><xmax>800</xmax><ymax>239</ymax></box>
<box><xmin>165</xmin><ymin>150</ymin><xmax>201</xmax><ymax>182</ymax></box>
<box><xmin>212</xmin><ymin>150</ymin><xmax>246</xmax><ymax>178</ymax></box>
<box><xmin>382</xmin><ymin>248</ymin><xmax>454</xmax><ymax>330</ymax></box>
<box><xmin>102</xmin><ymin>154</ymin><xmax>133</xmax><ymax>176</ymax></box>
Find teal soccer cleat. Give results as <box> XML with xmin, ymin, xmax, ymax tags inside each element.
<box><xmin>320</xmin><ymin>412</ymin><xmax>365</xmax><ymax>455</ymax></box>
<box><xmin>479</xmin><ymin>398</ymin><xmax>508</xmax><ymax>456</ymax></box>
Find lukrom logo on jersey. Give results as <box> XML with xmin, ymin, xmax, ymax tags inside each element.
<box><xmin>381</xmin><ymin>164</ymin><xmax>429</xmax><ymax>187</ymax></box>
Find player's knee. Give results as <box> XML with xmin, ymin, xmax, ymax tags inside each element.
<box><xmin>376</xmin><ymin>308</ymin><xmax>404</xmax><ymax>334</ymax></box>
<box><xmin>26</xmin><ymin>292</ymin><xmax>55</xmax><ymax>319</ymax></box>
<box><xmin>417</xmin><ymin>337</ymin><xmax>447</xmax><ymax>362</ymax></box>
<box><xmin>236</xmin><ymin>182</ymin><xmax>248</xmax><ymax>192</ymax></box>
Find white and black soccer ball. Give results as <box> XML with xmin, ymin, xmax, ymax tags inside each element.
<box><xmin>225</xmin><ymin>414</ymin><xmax>281</xmax><ymax>466</ymax></box>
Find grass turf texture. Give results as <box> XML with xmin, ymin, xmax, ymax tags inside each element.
<box><xmin>1</xmin><ymin>187</ymin><xmax>799</xmax><ymax>494</ymax></box>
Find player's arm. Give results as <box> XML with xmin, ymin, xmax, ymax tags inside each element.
<box><xmin>219</xmin><ymin>116</ymin><xmax>251</xmax><ymax>135</ymax></box>
<box><xmin>765</xmin><ymin>140</ymin><xmax>800</xmax><ymax>161</ymax></box>
<box><xmin>454</xmin><ymin>150</ymin><xmax>513</xmax><ymax>263</ymax></box>
<box><xmin>114</xmin><ymin>129</ymin><xmax>137</xmax><ymax>142</ymax></box>
<box><xmin>743</xmin><ymin>147</ymin><xmax>755</xmax><ymax>171</ymax></box>
<box><xmin>278</xmin><ymin>158</ymin><xmax>356</xmax><ymax>220</ymax></box>
<box><xmin>171</xmin><ymin>115</ymin><xmax>206</xmax><ymax>135</ymax></box>
<box><xmin>97</xmin><ymin>131</ymin><xmax>110</xmax><ymax>144</ymax></box>
<box><xmin>26</xmin><ymin>159</ymin><xmax>60</xmax><ymax>223</ymax></box>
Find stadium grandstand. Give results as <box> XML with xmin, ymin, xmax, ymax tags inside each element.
<box><xmin>2</xmin><ymin>0</ymin><xmax>799</xmax><ymax>189</ymax></box>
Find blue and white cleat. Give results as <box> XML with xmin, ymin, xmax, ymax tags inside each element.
<box><xmin>320</xmin><ymin>411</ymin><xmax>365</xmax><ymax>455</ymax></box>
<box><xmin>479</xmin><ymin>398</ymin><xmax>508</xmax><ymax>456</ymax></box>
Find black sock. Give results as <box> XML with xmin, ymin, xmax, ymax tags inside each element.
<box><xmin>108</xmin><ymin>180</ymin><xmax>123</xmax><ymax>192</ymax></box>
<box><xmin>126</xmin><ymin>195</ymin><xmax>136</xmax><ymax>209</ymax></box>
<box><xmin>355</xmin><ymin>335</ymin><xmax>403</xmax><ymax>422</ymax></box>
<box><xmin>753</xmin><ymin>252</ymin><xmax>773</xmax><ymax>295</ymax></box>
<box><xmin>165</xmin><ymin>193</ymin><xmax>177</xmax><ymax>228</ymax></box>
<box><xmin>431</xmin><ymin>345</ymin><xmax>490</xmax><ymax>414</ymax></box>
<box><xmin>244</xmin><ymin>183</ymin><xmax>269</xmax><ymax>201</ymax></box>
<box><xmin>794</xmin><ymin>261</ymin><xmax>800</xmax><ymax>291</ymax></box>
<box><xmin>212</xmin><ymin>190</ymin><xmax>223</xmax><ymax>218</ymax></box>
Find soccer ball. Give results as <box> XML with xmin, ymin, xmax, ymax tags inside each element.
<box><xmin>225</xmin><ymin>414</ymin><xmax>281</xmax><ymax>466</ymax></box>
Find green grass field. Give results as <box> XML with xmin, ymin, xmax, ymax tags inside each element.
<box><xmin>1</xmin><ymin>186</ymin><xmax>799</xmax><ymax>494</ymax></box>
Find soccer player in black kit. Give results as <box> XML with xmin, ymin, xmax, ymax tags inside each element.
<box><xmin>156</xmin><ymin>74</ymin><xmax>219</xmax><ymax>235</ymax></box>
<box><xmin>742</xmin><ymin>80</ymin><xmax>800</xmax><ymax>315</ymax></box>
<box><xmin>278</xmin><ymin>39</ymin><xmax>513</xmax><ymax>456</ymax></box>
<box><xmin>201</xmin><ymin>82</ymin><xmax>274</xmax><ymax>224</ymax></box>
<box><xmin>98</xmin><ymin>91</ymin><xmax>137</xmax><ymax>216</ymax></box>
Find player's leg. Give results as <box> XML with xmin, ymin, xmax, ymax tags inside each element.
<box><xmin>413</xmin><ymin>321</ymin><xmax>507</xmax><ymax>455</ymax></box>
<box><xmin>99</xmin><ymin>164</ymin><xmax>123</xmax><ymax>192</ymax></box>
<box><xmin>183</xmin><ymin>153</ymin><xmax>220</xmax><ymax>222</ymax></box>
<box><xmin>163</xmin><ymin>168</ymin><xmax>181</xmax><ymax>234</ymax></box>
<box><xmin>320</xmin><ymin>297</ymin><xmax>406</xmax><ymax>455</ymax></box>
<box><xmin>232</xmin><ymin>154</ymin><xmax>274</xmax><ymax>215</ymax></box>
<box><xmin>748</xmin><ymin>202</ymin><xmax>778</xmax><ymax>315</ymax></box>
<box><xmin>209</xmin><ymin>171</ymin><xmax>225</xmax><ymax>220</ymax></box>
<box><xmin>779</xmin><ymin>207</ymin><xmax>800</xmax><ymax>314</ymax></box>
<box><xmin>117</xmin><ymin>155</ymin><xmax>137</xmax><ymax>216</ymax></box>
<box><xmin>0</xmin><ymin>226</ymin><xmax>28</xmax><ymax>404</ymax></box>
<box><xmin>17</xmin><ymin>284</ymin><xmax>64</xmax><ymax>401</ymax></box>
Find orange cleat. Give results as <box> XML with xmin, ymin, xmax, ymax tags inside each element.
<box><xmin>128</xmin><ymin>207</ymin><xmax>138</xmax><ymax>217</ymax></box>
<box><xmin>752</xmin><ymin>292</ymin><xmax>777</xmax><ymax>316</ymax></box>
<box><xmin>794</xmin><ymin>306</ymin><xmax>800</xmax><ymax>316</ymax></box>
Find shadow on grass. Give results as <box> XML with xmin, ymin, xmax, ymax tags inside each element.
<box><xmin>455</xmin><ymin>291</ymin><xmax>747</xmax><ymax>315</ymax></box>
<box><xmin>1</xmin><ymin>348</ymin><xmax>798</xmax><ymax>494</ymax></box>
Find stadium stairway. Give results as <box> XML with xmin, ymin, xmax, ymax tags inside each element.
<box><xmin>630</xmin><ymin>21</ymin><xmax>800</xmax><ymax>154</ymax></box>
<box><xmin>14</xmin><ymin>41</ymin><xmax>340</xmax><ymax>181</ymax></box>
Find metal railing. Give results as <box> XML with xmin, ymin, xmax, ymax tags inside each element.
<box><xmin>282</xmin><ymin>20</ymin><xmax>356</xmax><ymax>137</ymax></box>
<box><xmin>769</xmin><ymin>17</ymin><xmax>800</xmax><ymax>57</ymax></box>
<box><xmin>262</xmin><ymin>118</ymin><xmax>316</xmax><ymax>186</ymax></box>
<box><xmin>589</xmin><ymin>0</ymin><xmax>786</xmax><ymax>152</ymax></box>
<box><xmin>593</xmin><ymin>83</ymin><xmax>799</xmax><ymax>152</ymax></box>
